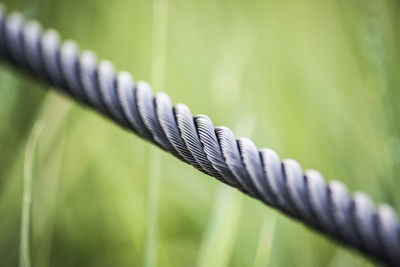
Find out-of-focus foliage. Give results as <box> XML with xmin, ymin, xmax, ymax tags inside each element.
<box><xmin>0</xmin><ymin>0</ymin><xmax>399</xmax><ymax>266</ymax></box>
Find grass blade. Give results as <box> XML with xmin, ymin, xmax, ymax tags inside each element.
<box><xmin>252</xmin><ymin>213</ymin><xmax>277</xmax><ymax>267</ymax></box>
<box><xmin>144</xmin><ymin>147</ymin><xmax>161</xmax><ymax>267</ymax></box>
<box><xmin>19</xmin><ymin>122</ymin><xmax>43</xmax><ymax>267</ymax></box>
<box><xmin>196</xmin><ymin>186</ymin><xmax>243</xmax><ymax>267</ymax></box>
<box><xmin>144</xmin><ymin>0</ymin><xmax>168</xmax><ymax>266</ymax></box>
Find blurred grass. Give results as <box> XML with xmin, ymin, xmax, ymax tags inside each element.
<box><xmin>20</xmin><ymin>121</ymin><xmax>42</xmax><ymax>267</ymax></box>
<box><xmin>144</xmin><ymin>0</ymin><xmax>168</xmax><ymax>266</ymax></box>
<box><xmin>0</xmin><ymin>0</ymin><xmax>399</xmax><ymax>266</ymax></box>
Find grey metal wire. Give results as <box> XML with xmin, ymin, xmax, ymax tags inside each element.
<box><xmin>0</xmin><ymin>6</ymin><xmax>399</xmax><ymax>266</ymax></box>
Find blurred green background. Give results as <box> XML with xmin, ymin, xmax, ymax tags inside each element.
<box><xmin>0</xmin><ymin>0</ymin><xmax>400</xmax><ymax>266</ymax></box>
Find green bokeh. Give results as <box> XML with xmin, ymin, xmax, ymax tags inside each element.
<box><xmin>0</xmin><ymin>0</ymin><xmax>399</xmax><ymax>266</ymax></box>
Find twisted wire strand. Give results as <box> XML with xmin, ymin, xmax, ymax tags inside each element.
<box><xmin>0</xmin><ymin>7</ymin><xmax>399</xmax><ymax>266</ymax></box>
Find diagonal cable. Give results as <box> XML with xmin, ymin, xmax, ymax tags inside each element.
<box><xmin>0</xmin><ymin>6</ymin><xmax>399</xmax><ymax>266</ymax></box>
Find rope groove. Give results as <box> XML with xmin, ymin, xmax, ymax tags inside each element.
<box><xmin>0</xmin><ymin>6</ymin><xmax>399</xmax><ymax>266</ymax></box>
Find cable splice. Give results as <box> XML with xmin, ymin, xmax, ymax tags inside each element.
<box><xmin>0</xmin><ymin>7</ymin><xmax>399</xmax><ymax>266</ymax></box>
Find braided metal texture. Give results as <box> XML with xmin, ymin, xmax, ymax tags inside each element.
<box><xmin>0</xmin><ymin>7</ymin><xmax>399</xmax><ymax>266</ymax></box>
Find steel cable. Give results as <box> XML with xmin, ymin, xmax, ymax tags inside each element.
<box><xmin>0</xmin><ymin>6</ymin><xmax>399</xmax><ymax>266</ymax></box>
